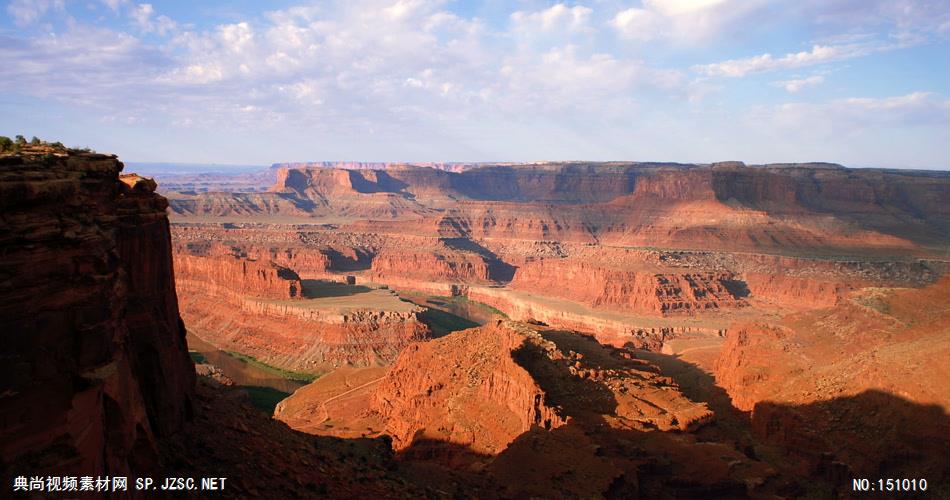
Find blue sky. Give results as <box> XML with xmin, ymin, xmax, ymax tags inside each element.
<box><xmin>1</xmin><ymin>1</ymin><xmax>948</xmax><ymax>168</ymax></box>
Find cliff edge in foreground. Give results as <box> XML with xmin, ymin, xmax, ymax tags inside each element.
<box><xmin>0</xmin><ymin>147</ymin><xmax>195</xmax><ymax>478</ymax></box>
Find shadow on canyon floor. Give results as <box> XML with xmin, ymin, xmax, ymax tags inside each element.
<box><xmin>301</xmin><ymin>279</ymin><xmax>373</xmax><ymax>298</ymax></box>
<box><xmin>439</xmin><ymin>237</ymin><xmax>517</xmax><ymax>282</ymax></box>
<box><xmin>322</xmin><ymin>247</ymin><xmax>375</xmax><ymax>271</ymax></box>
<box><xmin>631</xmin><ymin>350</ymin><xmax>950</xmax><ymax>497</ymax></box>
<box><xmin>417</xmin><ymin>307</ymin><xmax>480</xmax><ymax>337</ymax></box>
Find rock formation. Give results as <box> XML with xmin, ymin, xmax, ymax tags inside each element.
<box><xmin>175</xmin><ymin>249</ymin><xmax>304</xmax><ymax>300</ymax></box>
<box><xmin>280</xmin><ymin>321</ymin><xmax>714</xmax><ymax>452</ymax></box>
<box><xmin>510</xmin><ymin>258</ymin><xmax>746</xmax><ymax>314</ymax></box>
<box><xmin>174</xmin><ymin>245</ymin><xmax>430</xmax><ymax>372</ymax></box>
<box><xmin>276</xmin><ymin>321</ymin><xmax>787</xmax><ymax>497</ymax></box>
<box><xmin>0</xmin><ymin>148</ymin><xmax>194</xmax><ymax>479</ymax></box>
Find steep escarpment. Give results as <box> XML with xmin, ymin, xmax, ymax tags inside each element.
<box><xmin>510</xmin><ymin>258</ymin><xmax>746</xmax><ymax>315</ymax></box>
<box><xmin>0</xmin><ymin>148</ymin><xmax>194</xmax><ymax>479</ymax></box>
<box><xmin>370</xmin><ymin>249</ymin><xmax>492</xmax><ymax>286</ymax></box>
<box><xmin>175</xmin><ymin>249</ymin><xmax>303</xmax><ymax>300</ymax></box>
<box><xmin>167</xmin><ymin>162</ymin><xmax>949</xmax><ymax>255</ymax></box>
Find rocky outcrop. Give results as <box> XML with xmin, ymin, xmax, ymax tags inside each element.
<box><xmin>275</xmin><ymin>322</ymin><xmax>785</xmax><ymax>497</ymax></box>
<box><xmin>371</xmin><ymin>322</ymin><xmax>568</xmax><ymax>455</ymax></box>
<box><xmin>0</xmin><ymin>148</ymin><xmax>194</xmax><ymax>479</ymax></box>
<box><xmin>281</xmin><ymin>321</ymin><xmax>713</xmax><ymax>456</ymax></box>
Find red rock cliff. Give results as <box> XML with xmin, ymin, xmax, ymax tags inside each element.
<box><xmin>0</xmin><ymin>149</ymin><xmax>194</xmax><ymax>479</ymax></box>
<box><xmin>510</xmin><ymin>258</ymin><xmax>745</xmax><ymax>315</ymax></box>
<box><xmin>174</xmin><ymin>249</ymin><xmax>303</xmax><ymax>300</ymax></box>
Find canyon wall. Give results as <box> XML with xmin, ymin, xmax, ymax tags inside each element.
<box><xmin>171</xmin><ymin>162</ymin><xmax>950</xmax><ymax>253</ymax></box>
<box><xmin>175</xmin><ymin>251</ymin><xmax>303</xmax><ymax>300</ymax></box>
<box><xmin>370</xmin><ymin>250</ymin><xmax>491</xmax><ymax>285</ymax></box>
<box><xmin>510</xmin><ymin>258</ymin><xmax>745</xmax><ymax>314</ymax></box>
<box><xmin>466</xmin><ymin>286</ymin><xmax>723</xmax><ymax>349</ymax></box>
<box><xmin>0</xmin><ymin>149</ymin><xmax>194</xmax><ymax>479</ymax></box>
<box><xmin>174</xmin><ymin>249</ymin><xmax>429</xmax><ymax>371</ymax></box>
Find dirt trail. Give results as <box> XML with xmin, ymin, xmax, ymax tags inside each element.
<box><xmin>312</xmin><ymin>376</ymin><xmax>386</xmax><ymax>426</ymax></box>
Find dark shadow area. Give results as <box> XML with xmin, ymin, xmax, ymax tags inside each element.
<box><xmin>751</xmin><ymin>390</ymin><xmax>950</xmax><ymax>485</ymax></box>
<box><xmin>155</xmin><ymin>380</ymin><xmax>424</xmax><ymax>498</ymax></box>
<box><xmin>276</xmin><ymin>267</ymin><xmax>301</xmax><ymax>281</ymax></box>
<box><xmin>629</xmin><ymin>349</ymin><xmax>950</xmax><ymax>497</ymax></box>
<box><xmin>721</xmin><ymin>278</ymin><xmax>750</xmax><ymax>298</ymax></box>
<box><xmin>323</xmin><ymin>247</ymin><xmax>374</xmax><ymax>271</ymax></box>
<box><xmin>275</xmin><ymin>191</ymin><xmax>317</xmax><ymax>211</ymax></box>
<box><xmin>417</xmin><ymin>307</ymin><xmax>479</xmax><ymax>337</ymax></box>
<box><xmin>440</xmin><ymin>237</ymin><xmax>517</xmax><ymax>283</ymax></box>
<box><xmin>488</xmin><ymin>418</ymin><xmax>756</xmax><ymax>499</ymax></box>
<box><xmin>301</xmin><ymin>279</ymin><xmax>372</xmax><ymax>298</ymax></box>
<box><xmin>347</xmin><ymin>170</ymin><xmax>411</xmax><ymax>194</ymax></box>
<box><xmin>240</xmin><ymin>385</ymin><xmax>291</xmax><ymax>413</ymax></box>
<box><xmin>511</xmin><ymin>333</ymin><xmax>618</xmax><ymax>417</ymax></box>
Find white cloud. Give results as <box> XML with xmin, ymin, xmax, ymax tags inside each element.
<box><xmin>777</xmin><ymin>75</ymin><xmax>825</xmax><ymax>93</ymax></box>
<box><xmin>761</xmin><ymin>92</ymin><xmax>950</xmax><ymax>133</ymax></box>
<box><xmin>6</xmin><ymin>0</ymin><xmax>65</xmax><ymax>26</ymax></box>
<box><xmin>511</xmin><ymin>3</ymin><xmax>593</xmax><ymax>33</ymax></box>
<box><xmin>694</xmin><ymin>44</ymin><xmax>872</xmax><ymax>77</ymax></box>
<box><xmin>131</xmin><ymin>3</ymin><xmax>176</xmax><ymax>35</ymax></box>
<box><xmin>101</xmin><ymin>0</ymin><xmax>127</xmax><ymax>11</ymax></box>
<box><xmin>801</xmin><ymin>0</ymin><xmax>950</xmax><ymax>37</ymax></box>
<box><xmin>611</xmin><ymin>0</ymin><xmax>767</xmax><ymax>42</ymax></box>
<box><xmin>2</xmin><ymin>0</ymin><xmax>946</xmax><ymax>166</ymax></box>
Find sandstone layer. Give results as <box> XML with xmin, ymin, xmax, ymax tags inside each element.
<box><xmin>0</xmin><ymin>148</ymin><xmax>195</xmax><ymax>479</ymax></box>
<box><xmin>175</xmin><ymin>248</ymin><xmax>430</xmax><ymax>372</ymax></box>
<box><xmin>168</xmin><ymin>162</ymin><xmax>949</xmax><ymax>253</ymax></box>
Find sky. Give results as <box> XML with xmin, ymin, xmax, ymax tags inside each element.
<box><xmin>0</xmin><ymin>1</ymin><xmax>948</xmax><ymax>168</ymax></box>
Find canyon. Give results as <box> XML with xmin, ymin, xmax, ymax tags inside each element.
<box><xmin>3</xmin><ymin>148</ymin><xmax>948</xmax><ymax>498</ymax></box>
<box><xmin>154</xmin><ymin>160</ymin><xmax>949</xmax><ymax>496</ymax></box>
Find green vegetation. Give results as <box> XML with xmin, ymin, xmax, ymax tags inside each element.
<box><xmin>224</xmin><ymin>351</ymin><xmax>319</xmax><ymax>383</ymax></box>
<box><xmin>0</xmin><ymin>135</ymin><xmax>88</xmax><ymax>154</ymax></box>
<box><xmin>240</xmin><ymin>385</ymin><xmax>291</xmax><ymax>413</ymax></box>
<box><xmin>189</xmin><ymin>351</ymin><xmax>208</xmax><ymax>364</ymax></box>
